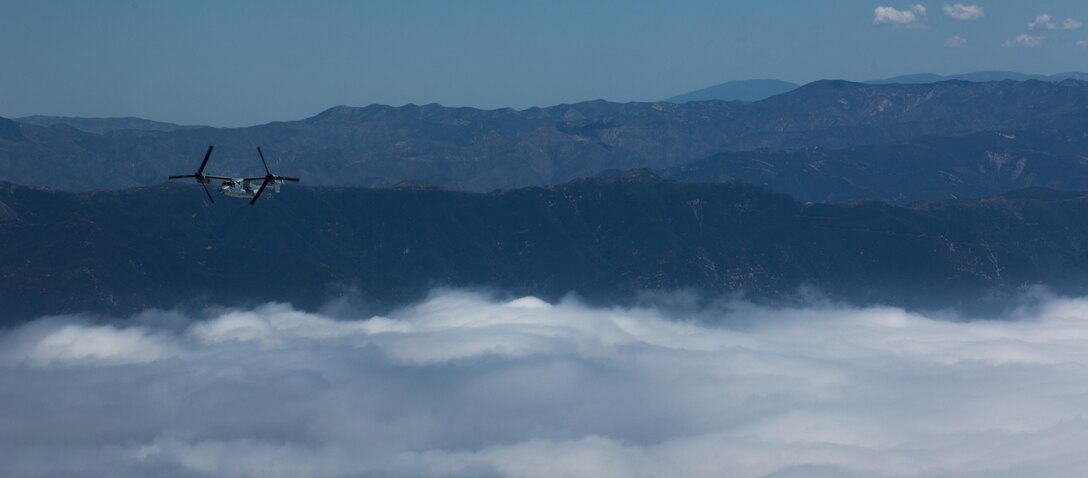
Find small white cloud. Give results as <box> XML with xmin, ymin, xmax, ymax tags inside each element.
<box><xmin>1003</xmin><ymin>34</ymin><xmax>1046</xmax><ymax>48</ymax></box>
<box><xmin>943</xmin><ymin>4</ymin><xmax>984</xmax><ymax>21</ymax></box>
<box><xmin>1063</xmin><ymin>19</ymin><xmax>1083</xmax><ymax>30</ymax></box>
<box><xmin>1027</xmin><ymin>13</ymin><xmax>1053</xmax><ymax>30</ymax></box>
<box><xmin>1077</xmin><ymin>39</ymin><xmax>1088</xmax><ymax>47</ymax></box>
<box><xmin>874</xmin><ymin>5</ymin><xmax>927</xmax><ymax>26</ymax></box>
<box><xmin>945</xmin><ymin>35</ymin><xmax>968</xmax><ymax>48</ymax></box>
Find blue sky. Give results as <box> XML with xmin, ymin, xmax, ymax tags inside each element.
<box><xmin>2</xmin><ymin>0</ymin><xmax>1086</xmax><ymax>126</ymax></box>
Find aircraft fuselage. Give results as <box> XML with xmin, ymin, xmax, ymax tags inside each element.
<box><xmin>218</xmin><ymin>178</ymin><xmax>281</xmax><ymax>199</ymax></box>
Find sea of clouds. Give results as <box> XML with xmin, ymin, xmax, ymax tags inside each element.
<box><xmin>4</xmin><ymin>289</ymin><xmax>1088</xmax><ymax>477</ymax></box>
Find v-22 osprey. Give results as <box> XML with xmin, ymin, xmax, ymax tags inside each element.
<box><xmin>169</xmin><ymin>146</ymin><xmax>300</xmax><ymax>205</ymax></box>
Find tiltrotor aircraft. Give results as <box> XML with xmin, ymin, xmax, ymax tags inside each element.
<box><xmin>169</xmin><ymin>146</ymin><xmax>299</xmax><ymax>205</ymax></box>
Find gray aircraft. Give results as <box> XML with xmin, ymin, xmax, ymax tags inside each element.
<box><xmin>169</xmin><ymin>146</ymin><xmax>299</xmax><ymax>205</ymax></box>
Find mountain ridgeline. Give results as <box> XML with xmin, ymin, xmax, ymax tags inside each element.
<box><xmin>4</xmin><ymin>79</ymin><xmax>1088</xmax><ymax>202</ymax></box>
<box><xmin>3</xmin><ymin>175</ymin><xmax>1088</xmax><ymax>322</ymax></box>
<box><xmin>661</xmin><ymin>72</ymin><xmax>1088</xmax><ymax>103</ymax></box>
<box><xmin>14</xmin><ymin>115</ymin><xmax>198</xmax><ymax>134</ymax></box>
<box><xmin>663</xmin><ymin>79</ymin><xmax>800</xmax><ymax>103</ymax></box>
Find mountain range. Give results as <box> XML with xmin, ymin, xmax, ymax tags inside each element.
<box><xmin>4</xmin><ymin>79</ymin><xmax>1088</xmax><ymax>203</ymax></box>
<box><xmin>662</xmin><ymin>127</ymin><xmax>1088</xmax><ymax>202</ymax></box>
<box><xmin>3</xmin><ymin>174</ymin><xmax>1088</xmax><ymax>323</ymax></box>
<box><xmin>5</xmin><ymin>74</ymin><xmax>1088</xmax><ymax>321</ymax></box>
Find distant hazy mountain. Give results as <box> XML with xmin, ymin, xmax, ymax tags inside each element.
<box><xmin>14</xmin><ymin>115</ymin><xmax>197</xmax><ymax>134</ymax></box>
<box><xmin>663</xmin><ymin>79</ymin><xmax>800</xmax><ymax>103</ymax></box>
<box><xmin>867</xmin><ymin>71</ymin><xmax>1088</xmax><ymax>84</ymax></box>
<box><xmin>664</xmin><ymin>72</ymin><xmax>1088</xmax><ymax>103</ymax></box>
<box><xmin>3</xmin><ymin>176</ymin><xmax>1088</xmax><ymax>322</ymax></box>
<box><xmin>3</xmin><ymin>79</ymin><xmax>1087</xmax><ymax>197</ymax></box>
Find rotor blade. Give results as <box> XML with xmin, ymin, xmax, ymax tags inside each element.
<box><xmin>276</xmin><ymin>176</ymin><xmax>300</xmax><ymax>182</ymax></box>
<box><xmin>197</xmin><ymin>146</ymin><xmax>214</xmax><ymax>175</ymax></box>
<box><xmin>257</xmin><ymin>147</ymin><xmax>270</xmax><ymax>175</ymax></box>
<box><xmin>168</xmin><ymin>175</ymin><xmax>196</xmax><ymax>180</ymax></box>
<box><xmin>250</xmin><ymin>178</ymin><xmax>271</xmax><ymax>205</ymax></box>
<box><xmin>201</xmin><ymin>181</ymin><xmax>215</xmax><ymax>204</ymax></box>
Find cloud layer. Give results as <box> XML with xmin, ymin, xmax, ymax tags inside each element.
<box><xmin>5</xmin><ymin>290</ymin><xmax>1088</xmax><ymax>477</ymax></box>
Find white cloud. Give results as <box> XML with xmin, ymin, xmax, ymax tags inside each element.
<box><xmin>1</xmin><ymin>319</ymin><xmax>179</xmax><ymax>365</ymax></box>
<box><xmin>1030</xmin><ymin>13</ymin><xmax>1056</xmax><ymax>30</ymax></box>
<box><xmin>1078</xmin><ymin>39</ymin><xmax>1088</xmax><ymax>47</ymax></box>
<box><xmin>873</xmin><ymin>5</ymin><xmax>927</xmax><ymax>26</ymax></box>
<box><xmin>7</xmin><ymin>290</ymin><xmax>1088</xmax><ymax>477</ymax></box>
<box><xmin>1029</xmin><ymin>14</ymin><xmax>1080</xmax><ymax>31</ymax></box>
<box><xmin>943</xmin><ymin>4</ymin><xmax>984</xmax><ymax>21</ymax></box>
<box><xmin>1003</xmin><ymin>34</ymin><xmax>1046</xmax><ymax>48</ymax></box>
<box><xmin>945</xmin><ymin>35</ymin><xmax>968</xmax><ymax>48</ymax></box>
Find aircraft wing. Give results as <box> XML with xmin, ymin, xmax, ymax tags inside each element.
<box><xmin>203</xmin><ymin>175</ymin><xmax>235</xmax><ymax>181</ymax></box>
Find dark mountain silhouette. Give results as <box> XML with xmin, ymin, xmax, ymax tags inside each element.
<box><xmin>3</xmin><ymin>175</ymin><xmax>1088</xmax><ymax>323</ymax></box>
<box><xmin>663</xmin><ymin>79</ymin><xmax>800</xmax><ymax>103</ymax></box>
<box><xmin>2</xmin><ymin>79</ymin><xmax>1087</xmax><ymax>196</ymax></box>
